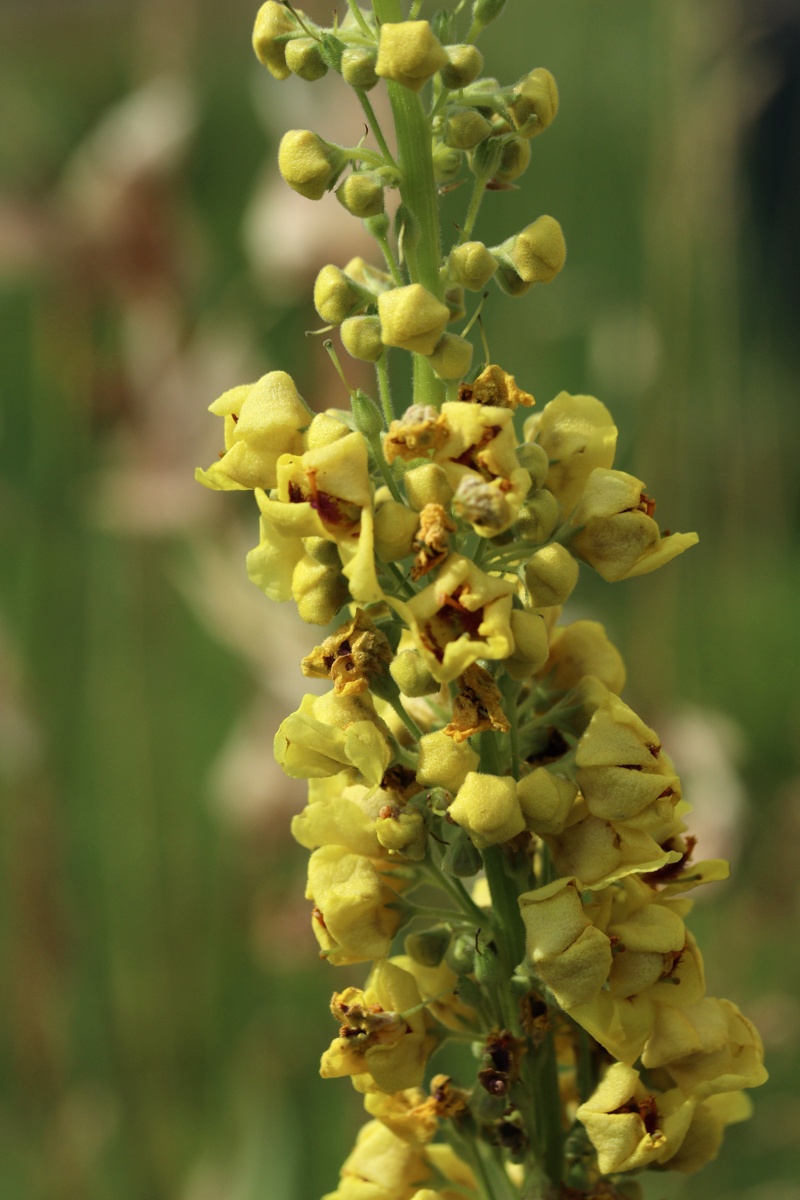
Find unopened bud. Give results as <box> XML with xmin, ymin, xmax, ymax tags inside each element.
<box><xmin>285</xmin><ymin>36</ymin><xmax>328</xmax><ymax>81</ymax></box>
<box><xmin>516</xmin><ymin>488</ymin><xmax>559</xmax><ymax>544</ymax></box>
<box><xmin>340</xmin><ymin>314</ymin><xmax>384</xmax><ymax>362</ymax></box>
<box><xmin>469</xmin><ymin>135</ymin><xmax>503</xmax><ymax>180</ymax></box>
<box><xmin>378</xmin><ymin>284</ymin><xmax>450</xmax><ymax>355</ymax></box>
<box><xmin>524</xmin><ymin>542</ymin><xmax>579</xmax><ymax>607</ymax></box>
<box><xmin>336</xmin><ymin>171</ymin><xmax>385</xmax><ymax>218</ymax></box>
<box><xmin>504</xmin><ymin>610</ymin><xmax>549</xmax><ymax>680</ymax></box>
<box><xmin>441</xmin><ymin>44</ymin><xmax>484</xmax><ymax>89</ymax></box>
<box><xmin>304</xmin><ymin>412</ymin><xmax>349</xmax><ymax>450</ymax></box>
<box><xmin>494</xmin><ymin>216</ymin><xmax>566</xmax><ymax>288</ymax></box>
<box><xmin>493</xmin><ymin>135</ymin><xmax>531</xmax><ymax>184</ymax></box>
<box><xmin>444</xmin><ymin>107</ymin><xmax>492</xmax><ymax>150</ymax></box>
<box><xmin>252</xmin><ymin>1</ymin><xmax>297</xmax><ymax>80</ymax></box>
<box><xmin>390</xmin><ymin>649</ymin><xmax>440</xmax><ymax>697</ymax></box>
<box><xmin>405</xmin><ymin>925</ymin><xmax>451</xmax><ymax>968</ymax></box>
<box><xmin>374</xmin><ymin>499</ymin><xmax>420</xmax><ymax>561</ymax></box>
<box><xmin>302</xmin><ymin>536</ymin><xmax>340</xmax><ymax>566</ymax></box>
<box><xmin>341</xmin><ymin>45</ymin><xmax>379</xmax><ymax>90</ymax></box>
<box><xmin>278</xmin><ymin>130</ymin><xmax>348</xmax><ymax>200</ymax></box>
<box><xmin>433</xmin><ymin>142</ymin><xmax>463</xmax><ymax>183</ymax></box>
<box><xmin>292</xmin><ymin>557</ymin><xmax>348</xmax><ymax>624</ymax></box>
<box><xmin>471</xmin><ymin>0</ymin><xmax>508</xmax><ymax>31</ymax></box>
<box><xmin>446</xmin><ymin>931</ymin><xmax>476</xmax><ymax>975</ymax></box>
<box><xmin>351</xmin><ymin>389</ymin><xmax>385</xmax><ymax>440</ymax></box>
<box><xmin>376</xmin><ymin>21</ymin><xmax>448</xmax><ymax>92</ymax></box>
<box><xmin>445</xmin><ymin>285</ymin><xmax>466</xmax><ymax>322</ymax></box>
<box><xmin>313</xmin><ymin>264</ymin><xmax>371</xmax><ymax>324</ymax></box>
<box><xmin>404</xmin><ymin>463</ymin><xmax>454</xmax><ymax>511</ymax></box>
<box><xmin>474</xmin><ymin>932</ymin><xmax>504</xmax><ymax>988</ymax></box>
<box><xmin>428</xmin><ymin>333</ymin><xmax>474</xmax><ymax>381</ymax></box>
<box><xmin>447</xmin><ymin>241</ymin><xmax>497</xmax><ymax>291</ymax></box>
<box><xmin>508</xmin><ymin>68</ymin><xmax>559</xmax><ymax>138</ymax></box>
<box><xmin>515</xmin><ymin>442</ymin><xmax>549</xmax><ymax>489</ymax></box>
<box><xmin>442</xmin><ymin>828</ymin><xmax>483</xmax><ymax>878</ymax></box>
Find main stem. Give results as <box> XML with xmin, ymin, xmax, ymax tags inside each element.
<box><xmin>372</xmin><ymin>0</ymin><xmax>445</xmax><ymax>408</ymax></box>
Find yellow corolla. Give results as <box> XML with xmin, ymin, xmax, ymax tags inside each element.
<box><xmin>641</xmin><ymin>997</ymin><xmax>768</xmax><ymax>1097</ymax></box>
<box><xmin>306</xmin><ymin>845</ymin><xmax>403</xmax><ymax>966</ymax></box>
<box><xmin>398</xmin><ymin>554</ymin><xmax>517</xmax><ymax>684</ymax></box>
<box><xmin>321</xmin><ymin>960</ymin><xmax>432</xmax><ymax>1094</ymax></box>
<box><xmin>448</xmin><ymin>772</ymin><xmax>526</xmax><ymax>849</ymax></box>
<box><xmin>363</xmin><ymin>1088</ymin><xmax>439</xmax><ymax>1147</ymax></box>
<box><xmin>274</xmin><ymin>690</ymin><xmax>392</xmax><ymax>785</ymax></box>
<box><xmin>195</xmin><ymin>371</ymin><xmax>309</xmax><ymax>491</ymax></box>
<box><xmin>323</xmin><ymin>1119</ymin><xmax>432</xmax><ymax>1200</ymax></box>
<box><xmin>545</xmin><ymin>619</ymin><xmax>626</xmax><ymax>695</ymax></box>
<box><xmin>523</xmin><ymin>391</ymin><xmax>617</xmax><ymax>517</ymax></box>
<box><xmin>570</xmin><ymin>467</ymin><xmax>699</xmax><ymax>581</ymax></box>
<box><xmin>433</xmin><ymin>402</ymin><xmax>531</xmax><ymax>536</ymax></box>
<box><xmin>577</xmin><ymin>1062</ymin><xmax>698</xmax><ymax>1175</ymax></box>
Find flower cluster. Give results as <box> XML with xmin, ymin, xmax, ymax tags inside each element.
<box><xmin>198</xmin><ymin>3</ymin><xmax>765</xmax><ymax>1197</ymax></box>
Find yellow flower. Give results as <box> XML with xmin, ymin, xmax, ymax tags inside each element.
<box><xmin>398</xmin><ymin>554</ymin><xmax>517</xmax><ymax>684</ymax></box>
<box><xmin>576</xmin><ymin>1062</ymin><xmax>697</xmax><ymax>1175</ymax></box>
<box><xmin>517</xmin><ymin>767</ymin><xmax>577</xmax><ymax>835</ymax></box>
<box><xmin>571</xmin><ymin>467</ymin><xmax>698</xmax><ymax>581</ymax></box>
<box><xmin>575</xmin><ymin>693</ymin><xmax>682</xmax><ymax>824</ymax></box>
<box><xmin>274</xmin><ymin>691</ymin><xmax>392</xmax><ymax>784</ymax></box>
<box><xmin>507</xmin><ymin>68</ymin><xmax>559</xmax><ymax>138</ymax></box>
<box><xmin>363</xmin><ymin>1088</ymin><xmax>439</xmax><ymax>1146</ymax></box>
<box><xmin>433</xmin><ymin>402</ymin><xmax>531</xmax><ymax>535</ymax></box>
<box><xmin>548</xmin><ymin>807</ymin><xmax>684</xmax><ymax>891</ymax></box>
<box><xmin>379</xmin><ymin>285</ymin><xmax>451</xmax><ymax>355</ymax></box>
<box><xmin>323</xmin><ymin>1119</ymin><xmax>431</xmax><ymax>1200</ymax></box>
<box><xmin>291</xmin><ymin>777</ymin><xmax>388</xmax><ymax>859</ymax></box>
<box><xmin>195</xmin><ymin>371</ymin><xmax>309</xmax><ymax>492</ymax></box>
<box><xmin>448</xmin><ymin>771</ymin><xmax>525</xmax><ymax>848</ymax></box>
<box><xmin>391</xmin><ymin>954</ymin><xmax>479</xmax><ymax>1033</ymax></box>
<box><xmin>321</xmin><ymin>961</ymin><xmax>432</xmax><ymax>1094</ymax></box>
<box><xmin>306</xmin><ymin>845</ymin><xmax>403</xmax><ymax>966</ymax></box>
<box><xmin>664</xmin><ymin>1091</ymin><xmax>753</xmax><ymax>1174</ymax></box>
<box><xmin>375</xmin><ymin>21</ymin><xmax>448</xmax><ymax>92</ymax></box>
<box><xmin>524</xmin><ymin>543</ymin><xmax>580</xmax><ymax>607</ymax></box>
<box><xmin>262</xmin><ymin>431</ymin><xmax>382</xmax><ymax>603</ymax></box>
<box><xmin>503</xmin><ymin>610</ymin><xmax>550</xmax><ymax>680</ymax></box>
<box><xmin>415</xmin><ymin>730</ymin><xmax>479</xmax><ymax>793</ymax></box>
<box><xmin>518</xmin><ymin>877</ymin><xmax>613</xmax><ymax>1009</ymax></box>
<box><xmin>545</xmin><ymin>619</ymin><xmax>626</xmax><ymax>695</ymax></box>
<box><xmin>641</xmin><ymin>997</ymin><xmax>768</xmax><ymax>1097</ymax></box>
<box><xmin>523</xmin><ymin>391</ymin><xmax>617</xmax><ymax>517</ymax></box>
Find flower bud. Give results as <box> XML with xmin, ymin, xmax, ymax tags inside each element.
<box><xmin>292</xmin><ymin>557</ymin><xmax>348</xmax><ymax>625</ymax></box>
<box><xmin>405</xmin><ymin>925</ymin><xmax>451</xmax><ymax>968</ymax></box>
<box><xmin>503</xmin><ymin>609</ymin><xmax>549</xmax><ymax>680</ymax></box>
<box><xmin>517</xmin><ymin>767</ymin><xmax>577</xmax><ymax>835</ymax></box>
<box><xmin>350</xmin><ymin>389</ymin><xmax>385</xmax><ymax>440</ymax></box>
<box><xmin>493</xmin><ymin>135</ymin><xmax>531</xmax><ymax>184</ymax></box>
<box><xmin>493</xmin><ymin>216</ymin><xmax>566</xmax><ymax>295</ymax></box>
<box><xmin>473</xmin><ymin>933</ymin><xmax>504</xmax><ymax>989</ymax></box>
<box><xmin>444</xmin><ymin>107</ymin><xmax>492</xmax><ymax>150</ymax></box>
<box><xmin>508</xmin><ymin>68</ymin><xmax>559</xmax><ymax>138</ymax></box>
<box><xmin>374</xmin><ymin>499</ymin><xmax>420</xmax><ymax>561</ymax></box>
<box><xmin>440</xmin><ymin>44</ymin><xmax>484</xmax><ymax>89</ymax></box>
<box><xmin>525</xmin><ymin>543</ymin><xmax>579</xmax><ymax>607</ymax></box>
<box><xmin>428</xmin><ymin>333</ymin><xmax>474</xmax><ymax>381</ymax></box>
<box><xmin>390</xmin><ymin>649</ymin><xmax>440</xmax><ymax>697</ymax></box>
<box><xmin>336</xmin><ymin>171</ymin><xmax>385</xmax><ymax>218</ymax></box>
<box><xmin>516</xmin><ymin>488</ymin><xmax>559</xmax><ymax>544</ymax></box>
<box><xmin>441</xmin><ymin>828</ymin><xmax>483</xmax><ymax>878</ymax></box>
<box><xmin>278</xmin><ymin>130</ymin><xmax>348</xmax><ymax>200</ymax></box>
<box><xmin>341</xmin><ymin>45</ymin><xmax>379</xmax><ymax>90</ymax></box>
<box><xmin>376</xmin><ymin>21</ymin><xmax>448</xmax><ymax>92</ymax></box>
<box><xmin>285</xmin><ymin>36</ymin><xmax>328</xmax><ymax>81</ymax></box>
<box><xmin>252</xmin><ymin>1</ymin><xmax>297</xmax><ymax>80</ymax></box>
<box><xmin>447</xmin><ymin>241</ymin><xmax>497</xmax><ymax>291</ymax></box>
<box><xmin>343</xmin><ymin>255</ymin><xmax>393</xmax><ymax>294</ymax></box>
<box><xmin>340</xmin><ymin>314</ymin><xmax>384</xmax><ymax>362</ymax></box>
<box><xmin>449</xmin><ymin>772</ymin><xmax>525</xmax><ymax>849</ymax></box>
<box><xmin>514</xmin><ymin>441</ymin><xmax>549</xmax><ymax>489</ymax></box>
<box><xmin>302</xmin><ymin>536</ymin><xmax>340</xmax><ymax>566</ymax></box>
<box><xmin>304</xmin><ymin>411</ymin><xmax>349</xmax><ymax>450</ymax></box>
<box><xmin>416</xmin><ymin>730</ymin><xmax>479</xmax><ymax>793</ymax></box>
<box><xmin>376</xmin><ymin>807</ymin><xmax>427</xmax><ymax>859</ymax></box>
<box><xmin>378</xmin><ymin>284</ymin><xmax>451</xmax><ymax>355</ymax></box>
<box><xmin>469</xmin><ymin>135</ymin><xmax>503</xmax><ymax>180</ymax></box>
<box><xmin>446</xmin><ymin>931</ymin><xmax>476</xmax><ymax>975</ymax></box>
<box><xmin>433</xmin><ymin>142</ymin><xmax>463</xmax><ymax>182</ymax></box>
<box><xmin>471</xmin><ymin>0</ymin><xmax>508</xmax><ymax>31</ymax></box>
<box><xmin>313</xmin><ymin>264</ymin><xmax>371</xmax><ymax>324</ymax></box>
<box><xmin>445</xmin><ymin>285</ymin><xmax>467</xmax><ymax>323</ymax></box>
<box><xmin>403</xmin><ymin>463</ymin><xmax>453</xmax><ymax>513</ymax></box>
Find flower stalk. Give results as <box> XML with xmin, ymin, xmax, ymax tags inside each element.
<box><xmin>199</xmin><ymin>3</ymin><xmax>767</xmax><ymax>1197</ymax></box>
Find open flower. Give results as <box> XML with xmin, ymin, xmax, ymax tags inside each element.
<box><xmin>306</xmin><ymin>845</ymin><xmax>404</xmax><ymax>966</ymax></box>
<box><xmin>570</xmin><ymin>467</ymin><xmax>699</xmax><ymax>581</ymax></box>
<box><xmin>577</xmin><ymin>1063</ymin><xmax>697</xmax><ymax>1174</ymax></box>
<box><xmin>274</xmin><ymin>690</ymin><xmax>392</xmax><ymax>784</ymax></box>
<box><xmin>321</xmin><ymin>960</ymin><xmax>433</xmax><ymax>1094</ymax></box>
<box><xmin>195</xmin><ymin>371</ymin><xmax>309</xmax><ymax>491</ymax></box>
<box><xmin>398</xmin><ymin>554</ymin><xmax>517</xmax><ymax>684</ymax></box>
<box><xmin>434</xmin><ymin>402</ymin><xmax>531</xmax><ymax>536</ymax></box>
<box><xmin>323</xmin><ymin>1119</ymin><xmax>432</xmax><ymax>1200</ymax></box>
<box><xmin>523</xmin><ymin>391</ymin><xmax>617</xmax><ymax>517</ymax></box>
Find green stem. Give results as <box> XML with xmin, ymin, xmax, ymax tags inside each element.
<box><xmin>347</xmin><ymin>0</ymin><xmax>375</xmax><ymax>38</ymax></box>
<box><xmin>374</xmin><ymin>227</ymin><xmax>405</xmax><ymax>287</ymax></box>
<box><xmin>366</xmin><ymin>431</ymin><xmax>404</xmax><ymax>501</ymax></box>
<box><xmin>459</xmin><ymin>171</ymin><xmax>489</xmax><ymax>243</ymax></box>
<box><xmin>422</xmin><ymin>855</ymin><xmax>486</xmax><ymax>927</ymax></box>
<box><xmin>355</xmin><ymin>87</ymin><xmax>399</xmax><ymax>169</ymax></box>
<box><xmin>482</xmin><ymin>844</ymin><xmax>526</xmax><ymax>976</ymax></box>
<box><xmin>500</xmin><ymin>676</ymin><xmax>522</xmax><ymax>780</ymax></box>
<box><xmin>376</xmin><ymin>353</ymin><xmax>395</xmax><ymax>423</ymax></box>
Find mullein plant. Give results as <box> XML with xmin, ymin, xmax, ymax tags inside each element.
<box><xmin>197</xmin><ymin>2</ymin><xmax>767</xmax><ymax>1196</ymax></box>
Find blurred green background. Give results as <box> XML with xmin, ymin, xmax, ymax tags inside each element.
<box><xmin>1</xmin><ymin>1</ymin><xmax>798</xmax><ymax>1197</ymax></box>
